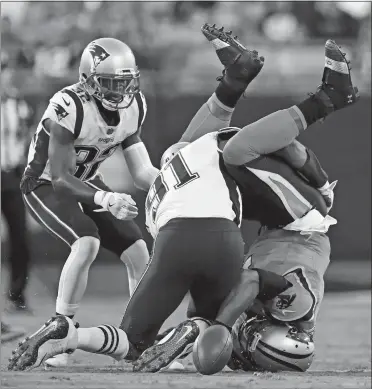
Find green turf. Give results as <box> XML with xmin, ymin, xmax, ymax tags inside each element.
<box><xmin>1</xmin><ymin>289</ymin><xmax>370</xmax><ymax>388</ymax></box>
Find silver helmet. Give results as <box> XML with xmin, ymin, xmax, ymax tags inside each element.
<box><xmin>79</xmin><ymin>37</ymin><xmax>140</xmax><ymax>110</ymax></box>
<box><xmin>235</xmin><ymin>316</ymin><xmax>315</xmax><ymax>372</ymax></box>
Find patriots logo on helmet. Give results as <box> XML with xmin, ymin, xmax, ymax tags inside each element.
<box><xmin>52</xmin><ymin>102</ymin><xmax>69</xmax><ymax>121</ymax></box>
<box><xmin>88</xmin><ymin>42</ymin><xmax>111</xmax><ymax>70</ymax></box>
<box><xmin>274</xmin><ymin>294</ymin><xmax>296</xmax><ymax>310</ymax></box>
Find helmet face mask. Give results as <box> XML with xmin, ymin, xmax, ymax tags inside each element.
<box><xmin>79</xmin><ymin>38</ymin><xmax>140</xmax><ymax>111</ymax></box>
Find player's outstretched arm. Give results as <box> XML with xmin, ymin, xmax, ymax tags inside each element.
<box><xmin>275</xmin><ymin>140</ymin><xmax>328</xmax><ymax>188</ymax></box>
<box><xmin>47</xmin><ymin>119</ymin><xmax>97</xmax><ymax>205</ymax></box>
<box><xmin>216</xmin><ymin>269</ymin><xmax>291</xmax><ymax>328</ymax></box>
<box><xmin>122</xmin><ymin>133</ymin><xmax>159</xmax><ymax>191</ymax></box>
<box><xmin>274</xmin><ymin>141</ymin><xmax>336</xmax><ymax>210</ymax></box>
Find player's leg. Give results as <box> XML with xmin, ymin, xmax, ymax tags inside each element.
<box><xmin>1</xmin><ymin>186</ymin><xmax>32</xmax><ymax>311</ymax></box>
<box><xmin>23</xmin><ymin>184</ymin><xmax>101</xmax><ymax>319</ymax></box>
<box><xmin>84</xmin><ymin>178</ymin><xmax>149</xmax><ymax>295</ymax></box>
<box><xmin>134</xmin><ymin>219</ymin><xmax>246</xmax><ymax>373</ymax></box>
<box><xmin>11</xmin><ymin>204</ymin><xmax>199</xmax><ymax>370</ymax></box>
<box><xmin>180</xmin><ymin>24</ymin><xmax>264</xmax><ymax>143</ymax></box>
<box><xmin>222</xmin><ymin>40</ymin><xmax>359</xmax><ymax>166</ymax></box>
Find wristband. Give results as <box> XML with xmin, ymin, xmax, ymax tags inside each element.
<box><xmin>94</xmin><ymin>190</ymin><xmax>106</xmax><ymax>207</ymax></box>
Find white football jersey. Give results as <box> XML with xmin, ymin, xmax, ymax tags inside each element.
<box><xmin>145</xmin><ymin>132</ymin><xmax>242</xmax><ymax>238</ymax></box>
<box><xmin>24</xmin><ymin>83</ymin><xmax>146</xmax><ymax>182</ymax></box>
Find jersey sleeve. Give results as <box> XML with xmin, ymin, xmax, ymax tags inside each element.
<box><xmin>121</xmin><ymin>92</ymin><xmax>147</xmax><ymax>150</ymax></box>
<box><xmin>43</xmin><ymin>90</ymin><xmax>83</xmax><ymax>138</ymax></box>
<box><xmin>134</xmin><ymin>91</ymin><xmax>147</xmax><ymax>131</ymax></box>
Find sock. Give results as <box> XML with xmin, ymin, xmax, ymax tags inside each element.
<box><xmin>56</xmin><ymin>236</ymin><xmax>100</xmax><ymax>316</ymax></box>
<box><xmin>180</xmin><ymin>93</ymin><xmax>234</xmax><ymax>143</ymax></box>
<box><xmin>77</xmin><ymin>325</ymin><xmax>129</xmax><ymax>361</ymax></box>
<box><xmin>120</xmin><ymin>239</ymin><xmax>149</xmax><ymax>296</ymax></box>
<box><xmin>296</xmin><ymin>95</ymin><xmax>329</xmax><ymax>126</ymax></box>
<box><xmin>215</xmin><ymin>78</ymin><xmax>247</xmax><ymax>108</ymax></box>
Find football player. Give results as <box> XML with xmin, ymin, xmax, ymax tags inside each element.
<box><xmin>18</xmin><ymin>38</ymin><xmax>158</xmax><ymax>366</ymax></box>
<box><xmin>8</xmin><ymin>43</ymin><xmax>292</xmax><ymax>371</ymax></box>
<box><xmin>136</xmin><ymin>24</ymin><xmax>359</xmax><ymax>373</ymax></box>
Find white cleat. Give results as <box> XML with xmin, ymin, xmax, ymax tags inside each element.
<box><xmin>8</xmin><ymin>316</ymin><xmax>78</xmax><ymax>371</ymax></box>
<box><xmin>45</xmin><ymin>352</ymin><xmax>72</xmax><ymax>368</ymax></box>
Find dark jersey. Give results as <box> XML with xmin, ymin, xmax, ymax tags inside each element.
<box><xmin>224</xmin><ymin>157</ymin><xmax>328</xmax><ymax>228</ymax></box>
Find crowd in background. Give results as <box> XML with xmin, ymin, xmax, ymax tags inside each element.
<box><xmin>2</xmin><ymin>2</ymin><xmax>371</xmax><ymax>101</ymax></box>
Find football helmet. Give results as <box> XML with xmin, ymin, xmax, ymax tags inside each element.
<box><xmin>79</xmin><ymin>37</ymin><xmax>140</xmax><ymax>110</ymax></box>
<box><xmin>230</xmin><ymin>315</ymin><xmax>314</xmax><ymax>372</ymax></box>
<box><xmin>160</xmin><ymin>142</ymin><xmax>190</xmax><ymax>167</ymax></box>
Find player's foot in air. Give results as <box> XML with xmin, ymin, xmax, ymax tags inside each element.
<box><xmin>1</xmin><ymin>322</ymin><xmax>26</xmax><ymax>344</ymax></box>
<box><xmin>7</xmin><ymin>316</ymin><xmax>78</xmax><ymax>371</ymax></box>
<box><xmin>312</xmin><ymin>39</ymin><xmax>359</xmax><ymax>117</ymax></box>
<box><xmin>201</xmin><ymin>23</ymin><xmax>264</xmax><ymax>87</ymax></box>
<box><xmin>133</xmin><ymin>320</ymin><xmax>199</xmax><ymax>373</ymax></box>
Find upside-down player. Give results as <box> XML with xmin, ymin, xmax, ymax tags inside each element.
<box><xmin>17</xmin><ymin>38</ymin><xmax>158</xmax><ymax>366</ymax></box>
<box><xmin>131</xmin><ymin>24</ymin><xmax>359</xmax><ymax>373</ymax></box>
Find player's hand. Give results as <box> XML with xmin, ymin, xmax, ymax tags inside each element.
<box><xmin>318</xmin><ymin>180</ymin><xmax>337</xmax><ymax>212</ymax></box>
<box><xmin>93</xmin><ymin>191</ymin><xmax>138</xmax><ymax>220</ymax></box>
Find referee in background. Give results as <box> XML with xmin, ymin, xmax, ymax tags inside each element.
<box><xmin>1</xmin><ymin>63</ymin><xmax>33</xmax><ymax>314</ymax></box>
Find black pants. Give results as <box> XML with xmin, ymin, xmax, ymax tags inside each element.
<box><xmin>120</xmin><ymin>217</ymin><xmax>245</xmax><ymax>353</ymax></box>
<box><xmin>1</xmin><ymin>170</ymin><xmax>31</xmax><ymax>302</ymax></box>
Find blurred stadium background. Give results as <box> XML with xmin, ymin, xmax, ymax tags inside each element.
<box><xmin>1</xmin><ymin>1</ymin><xmax>371</xmax><ymax>305</ymax></box>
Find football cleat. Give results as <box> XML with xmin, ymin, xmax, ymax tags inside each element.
<box><xmin>133</xmin><ymin>320</ymin><xmax>199</xmax><ymax>373</ymax></box>
<box><xmin>312</xmin><ymin>39</ymin><xmax>359</xmax><ymax>118</ymax></box>
<box><xmin>155</xmin><ymin>326</ymin><xmax>175</xmax><ymax>343</ymax></box>
<box><xmin>7</xmin><ymin>316</ymin><xmax>78</xmax><ymax>371</ymax></box>
<box><xmin>201</xmin><ymin>23</ymin><xmax>264</xmax><ymax>86</ymax></box>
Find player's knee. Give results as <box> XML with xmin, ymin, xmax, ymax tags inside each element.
<box><xmin>121</xmin><ymin>239</ymin><xmax>149</xmax><ymax>269</ymax></box>
<box><xmin>71</xmin><ymin>236</ymin><xmax>100</xmax><ymax>265</ymax></box>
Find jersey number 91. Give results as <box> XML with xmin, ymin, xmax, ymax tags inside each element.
<box><xmin>146</xmin><ymin>153</ymin><xmax>200</xmax><ymax>223</ymax></box>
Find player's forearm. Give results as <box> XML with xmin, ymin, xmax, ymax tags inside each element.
<box><xmin>52</xmin><ymin>173</ymin><xmax>96</xmax><ymax>205</ymax></box>
<box><xmin>132</xmin><ymin>165</ymin><xmax>159</xmax><ymax>191</ymax></box>
<box><xmin>274</xmin><ymin>141</ymin><xmax>328</xmax><ymax>188</ymax></box>
<box><xmin>297</xmin><ymin>148</ymin><xmax>329</xmax><ymax>188</ymax></box>
<box><xmin>123</xmin><ymin>142</ymin><xmax>159</xmax><ymax>191</ymax></box>
<box><xmin>216</xmin><ymin>270</ymin><xmax>260</xmax><ymax>327</ymax></box>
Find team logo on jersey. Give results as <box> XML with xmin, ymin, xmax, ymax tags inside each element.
<box><xmin>107</xmin><ymin>128</ymin><xmax>114</xmax><ymax>135</ymax></box>
<box><xmin>52</xmin><ymin>102</ymin><xmax>69</xmax><ymax>121</ymax></box>
<box><xmin>88</xmin><ymin>42</ymin><xmax>110</xmax><ymax>70</ymax></box>
<box><xmin>98</xmin><ymin>137</ymin><xmax>114</xmax><ymax>144</ymax></box>
<box><xmin>274</xmin><ymin>294</ymin><xmax>296</xmax><ymax>310</ymax></box>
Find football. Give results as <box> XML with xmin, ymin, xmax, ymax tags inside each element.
<box><xmin>192</xmin><ymin>324</ymin><xmax>233</xmax><ymax>375</ymax></box>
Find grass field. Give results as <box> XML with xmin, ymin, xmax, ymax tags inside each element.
<box><xmin>1</xmin><ymin>266</ymin><xmax>371</xmax><ymax>389</ymax></box>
